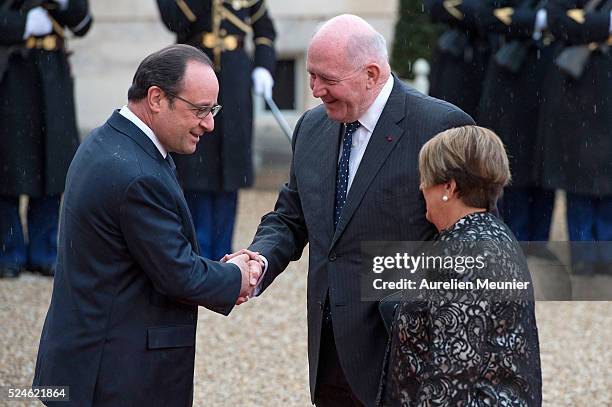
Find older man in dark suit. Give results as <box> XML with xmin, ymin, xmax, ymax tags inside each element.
<box><xmin>33</xmin><ymin>45</ymin><xmax>260</xmax><ymax>406</ymax></box>
<box><xmin>228</xmin><ymin>14</ymin><xmax>474</xmax><ymax>407</ymax></box>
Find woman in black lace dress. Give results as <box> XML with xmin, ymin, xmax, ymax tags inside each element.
<box><xmin>380</xmin><ymin>126</ymin><xmax>541</xmax><ymax>406</ymax></box>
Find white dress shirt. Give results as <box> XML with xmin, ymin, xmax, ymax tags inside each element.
<box><xmin>119</xmin><ymin>105</ymin><xmax>167</xmax><ymax>158</ymax></box>
<box><xmin>253</xmin><ymin>75</ymin><xmax>395</xmax><ymax>298</ymax></box>
<box><xmin>339</xmin><ymin>75</ymin><xmax>394</xmax><ymax>192</ymax></box>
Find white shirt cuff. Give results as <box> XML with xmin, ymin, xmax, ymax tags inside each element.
<box><xmin>251</xmin><ymin>255</ymin><xmax>268</xmax><ymax>297</ymax></box>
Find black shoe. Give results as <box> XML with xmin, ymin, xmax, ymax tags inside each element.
<box><xmin>0</xmin><ymin>265</ymin><xmax>22</xmax><ymax>278</ymax></box>
<box><xmin>29</xmin><ymin>264</ymin><xmax>55</xmax><ymax>277</ymax></box>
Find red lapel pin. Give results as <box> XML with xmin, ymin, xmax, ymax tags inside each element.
<box><xmin>386</xmin><ymin>136</ymin><xmax>393</xmax><ymax>143</ymax></box>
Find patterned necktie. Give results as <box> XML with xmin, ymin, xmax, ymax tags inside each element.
<box><xmin>334</xmin><ymin>121</ymin><xmax>360</xmax><ymax>228</ymax></box>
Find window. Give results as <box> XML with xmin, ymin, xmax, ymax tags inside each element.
<box><xmin>266</xmin><ymin>58</ymin><xmax>295</xmax><ymax>110</ymax></box>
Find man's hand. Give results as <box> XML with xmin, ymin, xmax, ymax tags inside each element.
<box><xmin>252</xmin><ymin>67</ymin><xmax>274</xmax><ymax>99</ymax></box>
<box><xmin>225</xmin><ymin>253</ymin><xmax>262</xmax><ymax>305</ymax></box>
<box><xmin>222</xmin><ymin>248</ymin><xmax>264</xmax><ymax>267</ymax></box>
<box><xmin>223</xmin><ymin>249</ymin><xmax>264</xmax><ymax>305</ymax></box>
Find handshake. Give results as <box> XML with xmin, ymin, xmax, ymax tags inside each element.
<box><xmin>222</xmin><ymin>249</ymin><xmax>265</xmax><ymax>305</ymax></box>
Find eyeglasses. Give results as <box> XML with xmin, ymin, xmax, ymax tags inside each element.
<box><xmin>165</xmin><ymin>90</ymin><xmax>222</xmax><ymax>119</ymax></box>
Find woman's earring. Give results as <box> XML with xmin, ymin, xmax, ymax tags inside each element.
<box><xmin>442</xmin><ymin>195</ymin><xmax>449</xmax><ymax>202</ymax></box>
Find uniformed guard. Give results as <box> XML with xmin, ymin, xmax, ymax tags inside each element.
<box><xmin>477</xmin><ymin>0</ymin><xmax>556</xmax><ymax>243</ymax></box>
<box><xmin>425</xmin><ymin>0</ymin><xmax>495</xmax><ymax>118</ymax></box>
<box><xmin>0</xmin><ymin>0</ymin><xmax>92</xmax><ymax>278</ymax></box>
<box><xmin>536</xmin><ymin>0</ymin><xmax>612</xmax><ymax>274</ymax></box>
<box><xmin>157</xmin><ymin>0</ymin><xmax>276</xmax><ymax>261</ymax></box>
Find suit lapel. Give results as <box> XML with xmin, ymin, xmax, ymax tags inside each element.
<box><xmin>108</xmin><ymin>111</ymin><xmax>201</xmax><ymax>254</ymax></box>
<box><xmin>331</xmin><ymin>80</ymin><xmax>407</xmax><ymax>248</ymax></box>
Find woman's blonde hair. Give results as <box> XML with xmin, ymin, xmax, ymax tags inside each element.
<box><xmin>419</xmin><ymin>126</ymin><xmax>511</xmax><ymax>210</ymax></box>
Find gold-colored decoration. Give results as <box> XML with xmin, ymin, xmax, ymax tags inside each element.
<box><xmin>254</xmin><ymin>37</ymin><xmax>273</xmax><ymax>47</ymax></box>
<box><xmin>219</xmin><ymin>5</ymin><xmax>253</xmax><ymax>33</ymax></box>
<box><xmin>51</xmin><ymin>18</ymin><xmax>65</xmax><ymax>37</ymax></box>
<box><xmin>607</xmin><ymin>35</ymin><xmax>612</xmax><ymax>46</ymax></box>
<box><xmin>443</xmin><ymin>0</ymin><xmax>464</xmax><ymax>20</ymax></box>
<box><xmin>249</xmin><ymin>0</ymin><xmax>267</xmax><ymax>24</ymax></box>
<box><xmin>212</xmin><ymin>0</ymin><xmax>223</xmax><ymax>70</ymax></box>
<box><xmin>42</xmin><ymin>35</ymin><xmax>57</xmax><ymax>51</ymax></box>
<box><xmin>203</xmin><ymin>33</ymin><xmax>218</xmax><ymax>49</ymax></box>
<box><xmin>567</xmin><ymin>9</ymin><xmax>586</xmax><ymax>24</ymax></box>
<box><xmin>176</xmin><ymin>0</ymin><xmax>197</xmax><ymax>22</ymax></box>
<box><xmin>494</xmin><ymin>7</ymin><xmax>514</xmax><ymax>25</ymax></box>
<box><xmin>223</xmin><ymin>35</ymin><xmax>238</xmax><ymax>50</ymax></box>
<box><xmin>202</xmin><ymin>33</ymin><xmax>240</xmax><ymax>51</ymax></box>
<box><xmin>25</xmin><ymin>35</ymin><xmax>59</xmax><ymax>51</ymax></box>
<box><xmin>25</xmin><ymin>37</ymin><xmax>36</xmax><ymax>49</ymax></box>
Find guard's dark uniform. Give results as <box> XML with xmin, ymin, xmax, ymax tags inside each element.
<box><xmin>157</xmin><ymin>0</ymin><xmax>276</xmax><ymax>260</ymax></box>
<box><xmin>478</xmin><ymin>0</ymin><xmax>556</xmax><ymax>242</ymax></box>
<box><xmin>0</xmin><ymin>0</ymin><xmax>92</xmax><ymax>277</ymax></box>
<box><xmin>425</xmin><ymin>0</ymin><xmax>494</xmax><ymax>118</ymax></box>
<box><xmin>536</xmin><ymin>0</ymin><xmax>612</xmax><ymax>273</ymax></box>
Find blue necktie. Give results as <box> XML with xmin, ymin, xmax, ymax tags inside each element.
<box><xmin>334</xmin><ymin>121</ymin><xmax>360</xmax><ymax>229</ymax></box>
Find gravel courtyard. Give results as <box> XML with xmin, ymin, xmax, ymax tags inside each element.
<box><xmin>1</xmin><ymin>189</ymin><xmax>611</xmax><ymax>406</ymax></box>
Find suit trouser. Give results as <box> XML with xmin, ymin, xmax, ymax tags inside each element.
<box><xmin>500</xmin><ymin>186</ymin><xmax>554</xmax><ymax>241</ymax></box>
<box><xmin>566</xmin><ymin>192</ymin><xmax>612</xmax><ymax>274</ymax></box>
<box><xmin>314</xmin><ymin>315</ymin><xmax>365</xmax><ymax>407</ymax></box>
<box><xmin>0</xmin><ymin>195</ymin><xmax>60</xmax><ymax>268</ymax></box>
<box><xmin>184</xmin><ymin>191</ymin><xmax>237</xmax><ymax>261</ymax></box>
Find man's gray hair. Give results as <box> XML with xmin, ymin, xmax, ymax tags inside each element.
<box><xmin>346</xmin><ymin>31</ymin><xmax>389</xmax><ymax>68</ymax></box>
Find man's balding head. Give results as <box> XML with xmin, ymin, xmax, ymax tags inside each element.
<box><xmin>306</xmin><ymin>14</ymin><xmax>391</xmax><ymax>123</ymax></box>
<box><xmin>310</xmin><ymin>14</ymin><xmax>389</xmax><ymax>70</ymax></box>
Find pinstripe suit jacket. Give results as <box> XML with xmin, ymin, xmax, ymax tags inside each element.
<box><xmin>249</xmin><ymin>77</ymin><xmax>474</xmax><ymax>406</ymax></box>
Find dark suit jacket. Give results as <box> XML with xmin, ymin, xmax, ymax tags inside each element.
<box><xmin>33</xmin><ymin>111</ymin><xmax>242</xmax><ymax>406</ymax></box>
<box><xmin>249</xmin><ymin>77</ymin><xmax>474</xmax><ymax>406</ymax></box>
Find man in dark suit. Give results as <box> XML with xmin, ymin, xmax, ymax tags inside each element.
<box><xmin>230</xmin><ymin>14</ymin><xmax>474</xmax><ymax>407</ymax></box>
<box><xmin>33</xmin><ymin>45</ymin><xmax>261</xmax><ymax>406</ymax></box>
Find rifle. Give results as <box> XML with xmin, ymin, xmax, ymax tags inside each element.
<box><xmin>494</xmin><ymin>0</ymin><xmax>546</xmax><ymax>73</ymax></box>
<box><xmin>555</xmin><ymin>0</ymin><xmax>611</xmax><ymax>79</ymax></box>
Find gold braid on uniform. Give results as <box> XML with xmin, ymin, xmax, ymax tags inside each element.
<box><xmin>494</xmin><ymin>7</ymin><xmax>514</xmax><ymax>25</ymax></box>
<box><xmin>175</xmin><ymin>0</ymin><xmax>197</xmax><ymax>22</ymax></box>
<box><xmin>51</xmin><ymin>18</ymin><xmax>65</xmax><ymax>37</ymax></box>
<box><xmin>249</xmin><ymin>0</ymin><xmax>267</xmax><ymax>24</ymax></box>
<box><xmin>443</xmin><ymin>0</ymin><xmax>464</xmax><ymax>20</ymax></box>
<box><xmin>254</xmin><ymin>37</ymin><xmax>273</xmax><ymax>47</ymax></box>
<box><xmin>566</xmin><ymin>9</ymin><xmax>586</xmax><ymax>24</ymax></box>
<box><xmin>219</xmin><ymin>4</ymin><xmax>253</xmax><ymax>33</ymax></box>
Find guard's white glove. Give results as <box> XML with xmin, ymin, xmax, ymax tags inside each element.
<box><xmin>54</xmin><ymin>0</ymin><xmax>70</xmax><ymax>10</ymax></box>
<box><xmin>532</xmin><ymin>9</ymin><xmax>548</xmax><ymax>40</ymax></box>
<box><xmin>23</xmin><ymin>7</ymin><xmax>53</xmax><ymax>39</ymax></box>
<box><xmin>252</xmin><ymin>67</ymin><xmax>274</xmax><ymax>99</ymax></box>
